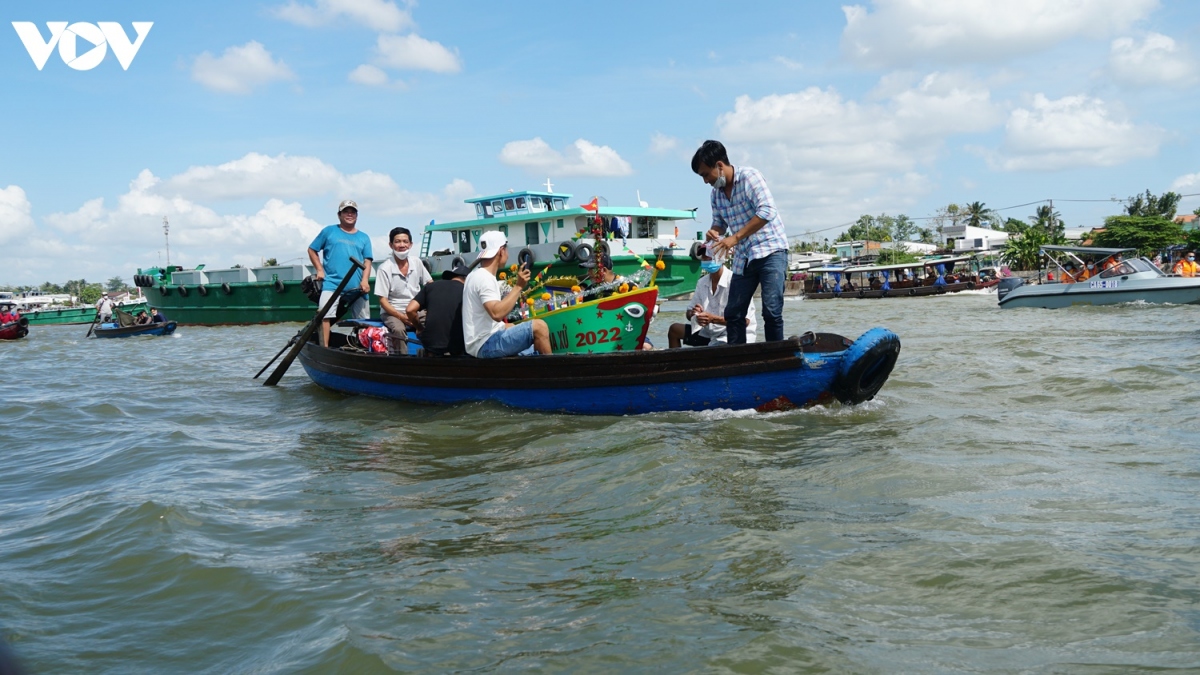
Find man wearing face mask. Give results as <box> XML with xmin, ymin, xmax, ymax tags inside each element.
<box><xmin>1076</xmin><ymin>261</ymin><xmax>1095</xmax><ymax>282</ymax></box>
<box><xmin>692</xmin><ymin>140</ymin><xmax>788</xmax><ymax>344</ymax></box>
<box><xmin>668</xmin><ymin>244</ymin><xmax>756</xmax><ymax>348</ymax></box>
<box><xmin>374</xmin><ymin>226</ymin><xmax>433</xmax><ymax>354</ymax></box>
<box><xmin>1174</xmin><ymin>251</ymin><xmax>1198</xmax><ymax>277</ymax></box>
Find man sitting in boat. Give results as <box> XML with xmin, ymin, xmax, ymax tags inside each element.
<box><xmin>580</xmin><ymin>250</ymin><xmax>617</xmax><ymax>294</ymax></box>
<box><xmin>463</xmin><ymin>231</ymin><xmax>551</xmax><ymax>358</ymax></box>
<box><xmin>406</xmin><ymin>263</ymin><xmax>468</xmax><ymax>357</ymax></box>
<box><xmin>150</xmin><ymin>308</ymin><xmax>165</xmax><ymax>323</ymax></box>
<box><xmin>1173</xmin><ymin>251</ymin><xmax>1198</xmax><ymax>277</ymax></box>
<box><xmin>1076</xmin><ymin>261</ymin><xmax>1095</xmax><ymax>281</ymax></box>
<box><xmin>1061</xmin><ymin>263</ymin><xmax>1078</xmax><ymax>283</ymax></box>
<box><xmin>374</xmin><ymin>226</ymin><xmax>433</xmax><ymax>355</ymax></box>
<box><xmin>667</xmin><ymin>246</ymin><xmax>756</xmax><ymax>348</ymax></box>
<box><xmin>0</xmin><ymin>304</ymin><xmax>17</xmax><ymax>324</ymax></box>
<box><xmin>135</xmin><ymin>311</ymin><xmax>151</xmax><ymax>325</ymax></box>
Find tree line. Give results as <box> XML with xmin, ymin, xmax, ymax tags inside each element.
<box><xmin>0</xmin><ymin>276</ymin><xmax>133</xmax><ymax>305</ymax></box>
<box><xmin>792</xmin><ymin>192</ymin><xmax>1200</xmax><ymax>271</ymax></box>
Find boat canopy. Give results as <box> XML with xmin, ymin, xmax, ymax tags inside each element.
<box><xmin>1039</xmin><ymin>245</ymin><xmax>1135</xmax><ymax>256</ymax></box>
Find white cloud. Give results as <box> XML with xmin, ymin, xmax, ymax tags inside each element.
<box><xmin>1</xmin><ymin>155</ymin><xmax>478</xmax><ymax>283</ymax></box>
<box><xmin>841</xmin><ymin>0</ymin><xmax>1158</xmax><ymax>67</ymax></box>
<box><xmin>348</xmin><ymin>63</ymin><xmax>403</xmax><ymax>88</ymax></box>
<box><xmin>711</xmin><ymin>72</ymin><xmax>1004</xmax><ymax>228</ymax></box>
<box><xmin>649</xmin><ymin>132</ymin><xmax>678</xmax><ymax>155</ymax></box>
<box><xmin>1169</xmin><ymin>171</ymin><xmax>1200</xmax><ymax>193</ymax></box>
<box><xmin>992</xmin><ymin>94</ymin><xmax>1163</xmax><ymax>171</ymax></box>
<box><xmin>373</xmin><ymin>33</ymin><xmax>462</xmax><ymax>73</ymax></box>
<box><xmin>0</xmin><ymin>185</ymin><xmax>35</xmax><ymax>246</ymax></box>
<box><xmin>499</xmin><ymin>138</ymin><xmax>634</xmax><ymax>177</ymax></box>
<box><xmin>271</xmin><ymin>0</ymin><xmax>412</xmax><ymax>32</ymax></box>
<box><xmin>191</xmin><ymin>41</ymin><xmax>295</xmax><ymax>94</ymax></box>
<box><xmin>1109</xmin><ymin>33</ymin><xmax>1198</xmax><ymax>87</ymax></box>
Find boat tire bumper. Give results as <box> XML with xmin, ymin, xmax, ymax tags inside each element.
<box><xmin>831</xmin><ymin>327</ymin><xmax>901</xmax><ymax>404</ymax></box>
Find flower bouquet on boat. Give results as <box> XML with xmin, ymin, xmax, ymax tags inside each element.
<box><xmin>258</xmin><ymin>228</ymin><xmax>902</xmax><ymax>415</ymax></box>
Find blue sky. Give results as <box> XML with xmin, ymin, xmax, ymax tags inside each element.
<box><xmin>3</xmin><ymin>0</ymin><xmax>1200</xmax><ymax>284</ymax></box>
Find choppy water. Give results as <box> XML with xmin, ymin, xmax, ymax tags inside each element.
<box><xmin>2</xmin><ymin>293</ymin><xmax>1199</xmax><ymax>673</ymax></box>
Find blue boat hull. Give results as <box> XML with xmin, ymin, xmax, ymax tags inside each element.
<box><xmin>298</xmin><ymin>328</ymin><xmax>900</xmax><ymax>415</ymax></box>
<box><xmin>93</xmin><ymin>321</ymin><xmax>178</xmax><ymax>338</ymax></box>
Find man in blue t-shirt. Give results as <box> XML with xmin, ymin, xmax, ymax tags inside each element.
<box><xmin>307</xmin><ymin>199</ymin><xmax>374</xmax><ymax>346</ymax></box>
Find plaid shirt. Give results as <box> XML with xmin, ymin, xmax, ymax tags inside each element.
<box><xmin>711</xmin><ymin>165</ymin><xmax>788</xmax><ymax>275</ymax></box>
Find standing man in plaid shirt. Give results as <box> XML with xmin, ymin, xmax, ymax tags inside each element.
<box><xmin>692</xmin><ymin>140</ymin><xmax>789</xmax><ymax>343</ymax></box>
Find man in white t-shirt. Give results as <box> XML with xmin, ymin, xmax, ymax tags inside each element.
<box><xmin>374</xmin><ymin>226</ymin><xmax>432</xmax><ymax>354</ymax></box>
<box><xmin>462</xmin><ymin>231</ymin><xmax>551</xmax><ymax>358</ymax></box>
<box><xmin>668</xmin><ymin>245</ymin><xmax>757</xmax><ymax>348</ymax></box>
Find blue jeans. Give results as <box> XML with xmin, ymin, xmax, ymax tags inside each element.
<box><xmin>477</xmin><ymin>321</ymin><xmax>537</xmax><ymax>358</ymax></box>
<box><xmin>725</xmin><ymin>249</ymin><xmax>786</xmax><ymax>343</ymax></box>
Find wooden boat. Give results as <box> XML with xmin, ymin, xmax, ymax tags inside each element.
<box><xmin>92</xmin><ymin>321</ymin><xmax>178</xmax><ymax>338</ymax></box>
<box><xmin>297</xmin><ymin>327</ymin><xmax>901</xmax><ymax>415</ymax></box>
<box><xmin>805</xmin><ymin>255</ymin><xmax>992</xmax><ymax>299</ymax></box>
<box><xmin>0</xmin><ymin>318</ymin><xmax>29</xmax><ymax>340</ymax></box>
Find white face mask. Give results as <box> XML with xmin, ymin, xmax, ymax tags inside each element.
<box><xmin>714</xmin><ymin>168</ymin><xmax>727</xmax><ymax>190</ymax></box>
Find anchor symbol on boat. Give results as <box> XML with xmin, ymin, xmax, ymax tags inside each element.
<box><xmin>624</xmin><ymin>322</ymin><xmax>634</xmax><ymax>332</ymax></box>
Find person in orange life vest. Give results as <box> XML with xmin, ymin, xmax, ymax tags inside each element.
<box><xmin>1102</xmin><ymin>252</ymin><xmax>1123</xmax><ymax>271</ymax></box>
<box><xmin>1061</xmin><ymin>263</ymin><xmax>1078</xmax><ymax>284</ymax></box>
<box><xmin>1076</xmin><ymin>261</ymin><xmax>1095</xmax><ymax>281</ymax></box>
<box><xmin>1174</xmin><ymin>251</ymin><xmax>1198</xmax><ymax>277</ymax></box>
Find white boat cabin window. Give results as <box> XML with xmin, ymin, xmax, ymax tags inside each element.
<box><xmin>476</xmin><ymin>203</ymin><xmax>486</xmax><ymax>217</ymax></box>
<box><xmin>504</xmin><ymin>198</ymin><xmax>516</xmax><ymax>211</ymax></box>
<box><xmin>552</xmin><ymin>198</ymin><xmax>565</xmax><ymax>210</ymax></box>
<box><xmin>492</xmin><ymin>200</ymin><xmax>504</xmax><ymax>215</ymax></box>
<box><xmin>515</xmin><ymin>197</ymin><xmax>526</xmax><ymax>209</ymax></box>
<box><xmin>529</xmin><ymin>198</ymin><xmax>545</xmax><ymax>213</ymax></box>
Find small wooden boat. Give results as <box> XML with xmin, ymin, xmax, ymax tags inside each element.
<box><xmin>92</xmin><ymin>321</ymin><xmax>178</xmax><ymax>338</ymax></box>
<box><xmin>0</xmin><ymin>318</ymin><xmax>29</xmax><ymax>340</ymax></box>
<box><xmin>298</xmin><ymin>327</ymin><xmax>901</xmax><ymax>415</ymax></box>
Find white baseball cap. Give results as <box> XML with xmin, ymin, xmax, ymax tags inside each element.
<box><xmin>477</xmin><ymin>231</ymin><xmax>507</xmax><ymax>260</ymax></box>
<box><xmin>338</xmin><ymin>199</ymin><xmax>358</xmax><ymax>212</ymax></box>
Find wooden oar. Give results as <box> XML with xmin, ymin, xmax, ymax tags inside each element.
<box><xmin>263</xmin><ymin>258</ymin><xmax>364</xmax><ymax>387</ymax></box>
<box><xmin>84</xmin><ymin>310</ymin><xmax>101</xmax><ymax>338</ymax></box>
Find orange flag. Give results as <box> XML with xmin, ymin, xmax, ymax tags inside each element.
<box><xmin>581</xmin><ymin>197</ymin><xmax>599</xmax><ymax>212</ymax></box>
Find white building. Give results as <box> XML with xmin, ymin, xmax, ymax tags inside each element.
<box><xmin>943</xmin><ymin>224</ymin><xmax>1008</xmax><ymax>252</ymax></box>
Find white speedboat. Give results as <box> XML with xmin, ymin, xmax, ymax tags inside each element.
<box><xmin>998</xmin><ymin>246</ymin><xmax>1200</xmax><ymax>309</ymax></box>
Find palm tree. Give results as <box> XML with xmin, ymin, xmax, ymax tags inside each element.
<box><xmin>1032</xmin><ymin>205</ymin><xmax>1065</xmax><ymax>243</ymax></box>
<box><xmin>964</xmin><ymin>201</ymin><xmax>996</xmax><ymax>229</ymax></box>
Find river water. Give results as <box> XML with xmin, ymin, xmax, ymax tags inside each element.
<box><xmin>2</xmin><ymin>293</ymin><xmax>1199</xmax><ymax>673</ymax></box>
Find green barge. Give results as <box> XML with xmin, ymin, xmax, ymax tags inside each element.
<box><xmin>20</xmin><ymin>302</ymin><xmax>148</xmax><ymax>326</ymax></box>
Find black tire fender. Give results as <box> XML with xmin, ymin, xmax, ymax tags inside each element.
<box><xmin>831</xmin><ymin>331</ymin><xmax>902</xmax><ymax>405</ymax></box>
<box><xmin>421</xmin><ymin>259</ymin><xmax>432</xmax><ymax>274</ymax></box>
<box><xmin>177</xmin><ymin>285</ymin><xmax>189</xmax><ymax>297</ymax></box>
<box><xmin>273</xmin><ymin>279</ymin><xmax>286</xmax><ymax>293</ymax></box>
<box><xmin>689</xmin><ymin>241</ymin><xmax>703</xmax><ymax>260</ymax></box>
<box><xmin>159</xmin><ymin>285</ymin><xmax>170</xmax><ymax>296</ymax></box>
<box><xmin>857</xmin><ymin>289</ymin><xmax>865</xmax><ymax>299</ymax></box>
<box><xmin>967</xmin><ymin>281</ymin><xmax>976</xmax><ymax>290</ymax></box>
<box><xmin>221</xmin><ymin>283</ymin><xmax>233</xmax><ymax>295</ymax></box>
<box><xmin>516</xmin><ymin>247</ymin><xmax>535</xmax><ymax>269</ymax></box>
<box><xmin>197</xmin><ymin>285</ymin><xmax>209</xmax><ymax>296</ymax></box>
<box><xmin>451</xmin><ymin>255</ymin><xmax>466</xmax><ymax>270</ymax></box>
<box><xmin>573</xmin><ymin>244</ymin><xmax>593</xmax><ymax>265</ymax></box>
<box><xmin>908</xmin><ymin>288</ymin><xmax>916</xmax><ymax>296</ymax></box>
<box><xmin>557</xmin><ymin>240</ymin><xmax>577</xmax><ymax>262</ymax></box>
<box><xmin>595</xmin><ymin>240</ymin><xmax>610</xmax><ymax>258</ymax></box>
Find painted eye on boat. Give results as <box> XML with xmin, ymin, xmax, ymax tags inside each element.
<box><xmin>622</xmin><ymin>304</ymin><xmax>645</xmax><ymax>318</ymax></box>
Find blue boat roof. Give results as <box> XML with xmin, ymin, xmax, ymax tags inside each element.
<box><xmin>466</xmin><ymin>190</ymin><xmax>573</xmax><ymax>204</ymax></box>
